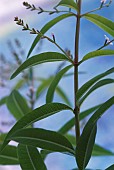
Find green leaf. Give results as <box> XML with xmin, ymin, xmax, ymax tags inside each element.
<box><xmin>84</xmin><ymin>14</ymin><xmax>114</xmax><ymax>36</ymax></box>
<box><xmin>46</xmin><ymin>65</ymin><xmax>73</xmax><ymax>103</ymax></box>
<box><xmin>36</xmin><ymin>77</ymin><xmax>53</xmax><ymax>99</ymax></box>
<box><xmin>13</xmin><ymin>79</ymin><xmax>26</xmax><ymax>90</ymax></box>
<box><xmin>11</xmin><ymin>52</ymin><xmax>71</xmax><ymax>79</ymax></box>
<box><xmin>0</xmin><ymin>134</ymin><xmax>7</xmax><ymax>142</ymax></box>
<box><xmin>9</xmin><ymin>128</ymin><xmax>75</xmax><ymax>155</ymax></box>
<box><xmin>56</xmin><ymin>86</ymin><xmax>71</xmax><ymax>106</ymax></box>
<box><xmin>18</xmin><ymin>144</ymin><xmax>47</xmax><ymax>170</ymax></box>
<box><xmin>27</xmin><ymin>13</ymin><xmax>74</xmax><ymax>58</ymax></box>
<box><xmin>105</xmin><ymin>164</ymin><xmax>114</xmax><ymax>170</ymax></box>
<box><xmin>76</xmin><ymin>97</ymin><xmax>114</xmax><ymax>170</ymax></box>
<box><xmin>92</xmin><ymin>144</ymin><xmax>114</xmax><ymax>156</ymax></box>
<box><xmin>0</xmin><ymin>96</ymin><xmax>8</xmax><ymax>106</ymax></box>
<box><xmin>0</xmin><ymin>144</ymin><xmax>18</xmax><ymax>165</ymax></box>
<box><xmin>0</xmin><ymin>103</ymin><xmax>73</xmax><ymax>152</ymax></box>
<box><xmin>76</xmin><ymin>67</ymin><xmax>114</xmax><ymax>100</ymax></box>
<box><xmin>56</xmin><ymin>0</ymin><xmax>78</xmax><ymax>10</ymax></box>
<box><xmin>6</xmin><ymin>90</ymin><xmax>31</xmax><ymax>120</ymax></box>
<box><xmin>76</xmin><ymin>125</ymin><xmax>97</xmax><ymax>170</ymax></box>
<box><xmin>59</xmin><ymin>104</ymin><xmax>102</xmax><ymax>134</ymax></box>
<box><xmin>79</xmin><ymin>79</ymin><xmax>114</xmax><ymax>106</ymax></box>
<box><xmin>80</xmin><ymin>50</ymin><xmax>114</xmax><ymax>64</ymax></box>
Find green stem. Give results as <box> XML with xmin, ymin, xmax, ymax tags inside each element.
<box><xmin>74</xmin><ymin>0</ymin><xmax>81</xmax><ymax>145</ymax></box>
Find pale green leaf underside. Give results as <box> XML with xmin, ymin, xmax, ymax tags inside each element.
<box><xmin>80</xmin><ymin>50</ymin><xmax>114</xmax><ymax>64</ymax></box>
<box><xmin>18</xmin><ymin>144</ymin><xmax>47</xmax><ymax>170</ymax></box>
<box><xmin>11</xmin><ymin>52</ymin><xmax>71</xmax><ymax>79</ymax></box>
<box><xmin>56</xmin><ymin>0</ymin><xmax>78</xmax><ymax>10</ymax></box>
<box><xmin>9</xmin><ymin>128</ymin><xmax>75</xmax><ymax>155</ymax></box>
<box><xmin>84</xmin><ymin>14</ymin><xmax>114</xmax><ymax>37</ymax></box>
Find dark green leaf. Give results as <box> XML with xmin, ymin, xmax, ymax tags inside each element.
<box><xmin>76</xmin><ymin>67</ymin><xmax>114</xmax><ymax>100</ymax></box>
<box><xmin>46</xmin><ymin>65</ymin><xmax>72</xmax><ymax>103</ymax></box>
<box><xmin>76</xmin><ymin>125</ymin><xmax>97</xmax><ymax>170</ymax></box>
<box><xmin>80</xmin><ymin>50</ymin><xmax>114</xmax><ymax>64</ymax></box>
<box><xmin>0</xmin><ymin>96</ymin><xmax>8</xmax><ymax>106</ymax></box>
<box><xmin>84</xmin><ymin>14</ymin><xmax>114</xmax><ymax>36</ymax></box>
<box><xmin>76</xmin><ymin>97</ymin><xmax>114</xmax><ymax>170</ymax></box>
<box><xmin>59</xmin><ymin>104</ymin><xmax>102</xmax><ymax>134</ymax></box>
<box><xmin>6</xmin><ymin>90</ymin><xmax>31</xmax><ymax>120</ymax></box>
<box><xmin>56</xmin><ymin>0</ymin><xmax>78</xmax><ymax>10</ymax></box>
<box><xmin>0</xmin><ymin>144</ymin><xmax>18</xmax><ymax>165</ymax></box>
<box><xmin>11</xmin><ymin>52</ymin><xmax>72</xmax><ymax>79</ymax></box>
<box><xmin>65</xmin><ymin>134</ymin><xmax>114</xmax><ymax>156</ymax></box>
<box><xmin>79</xmin><ymin>79</ymin><xmax>114</xmax><ymax>106</ymax></box>
<box><xmin>18</xmin><ymin>144</ymin><xmax>47</xmax><ymax>170</ymax></box>
<box><xmin>0</xmin><ymin>103</ymin><xmax>73</xmax><ymax>152</ymax></box>
<box><xmin>105</xmin><ymin>164</ymin><xmax>114</xmax><ymax>170</ymax></box>
<box><xmin>0</xmin><ymin>133</ymin><xmax>7</xmax><ymax>142</ymax></box>
<box><xmin>9</xmin><ymin>128</ymin><xmax>75</xmax><ymax>155</ymax></box>
<box><xmin>27</xmin><ymin>13</ymin><xmax>74</xmax><ymax>58</ymax></box>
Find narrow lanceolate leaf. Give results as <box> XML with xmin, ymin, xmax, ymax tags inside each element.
<box><xmin>0</xmin><ymin>96</ymin><xmax>8</xmax><ymax>106</ymax></box>
<box><xmin>76</xmin><ymin>125</ymin><xmax>97</xmax><ymax>170</ymax></box>
<box><xmin>76</xmin><ymin>97</ymin><xmax>114</xmax><ymax>170</ymax></box>
<box><xmin>80</xmin><ymin>50</ymin><xmax>114</xmax><ymax>64</ymax></box>
<box><xmin>56</xmin><ymin>0</ymin><xmax>78</xmax><ymax>10</ymax></box>
<box><xmin>27</xmin><ymin>13</ymin><xmax>74</xmax><ymax>58</ymax></box>
<box><xmin>18</xmin><ymin>144</ymin><xmax>47</xmax><ymax>170</ymax></box>
<box><xmin>56</xmin><ymin>86</ymin><xmax>71</xmax><ymax>106</ymax></box>
<box><xmin>6</xmin><ymin>90</ymin><xmax>31</xmax><ymax>120</ymax></box>
<box><xmin>105</xmin><ymin>164</ymin><xmax>114</xmax><ymax>170</ymax></box>
<box><xmin>76</xmin><ymin>67</ymin><xmax>114</xmax><ymax>100</ymax></box>
<box><xmin>11</xmin><ymin>52</ymin><xmax>71</xmax><ymax>79</ymax></box>
<box><xmin>79</xmin><ymin>79</ymin><xmax>114</xmax><ymax>106</ymax></box>
<box><xmin>84</xmin><ymin>14</ymin><xmax>114</xmax><ymax>36</ymax></box>
<box><xmin>46</xmin><ymin>65</ymin><xmax>73</xmax><ymax>103</ymax></box>
<box><xmin>9</xmin><ymin>128</ymin><xmax>75</xmax><ymax>155</ymax></box>
<box><xmin>36</xmin><ymin>77</ymin><xmax>53</xmax><ymax>99</ymax></box>
<box><xmin>0</xmin><ymin>103</ymin><xmax>73</xmax><ymax>152</ymax></box>
<box><xmin>92</xmin><ymin>144</ymin><xmax>114</xmax><ymax>156</ymax></box>
<box><xmin>0</xmin><ymin>144</ymin><xmax>18</xmax><ymax>165</ymax></box>
<box><xmin>59</xmin><ymin>104</ymin><xmax>102</xmax><ymax>134</ymax></box>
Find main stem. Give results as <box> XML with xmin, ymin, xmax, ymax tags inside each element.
<box><xmin>74</xmin><ymin>0</ymin><xmax>81</xmax><ymax>145</ymax></box>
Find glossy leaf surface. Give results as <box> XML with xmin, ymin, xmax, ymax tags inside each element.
<box><xmin>85</xmin><ymin>14</ymin><xmax>114</xmax><ymax>36</ymax></box>
<box><xmin>56</xmin><ymin>0</ymin><xmax>78</xmax><ymax>10</ymax></box>
<box><xmin>18</xmin><ymin>144</ymin><xmax>47</xmax><ymax>170</ymax></box>
<box><xmin>79</xmin><ymin>78</ymin><xmax>114</xmax><ymax>106</ymax></box>
<box><xmin>76</xmin><ymin>97</ymin><xmax>114</xmax><ymax>170</ymax></box>
<box><xmin>0</xmin><ymin>103</ymin><xmax>73</xmax><ymax>152</ymax></box>
<box><xmin>76</xmin><ymin>67</ymin><xmax>114</xmax><ymax>100</ymax></box>
<box><xmin>80</xmin><ymin>50</ymin><xmax>114</xmax><ymax>63</ymax></box>
<box><xmin>9</xmin><ymin>128</ymin><xmax>75</xmax><ymax>155</ymax></box>
<box><xmin>11</xmin><ymin>52</ymin><xmax>71</xmax><ymax>79</ymax></box>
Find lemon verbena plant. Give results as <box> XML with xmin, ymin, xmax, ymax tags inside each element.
<box><xmin>0</xmin><ymin>0</ymin><xmax>114</xmax><ymax>170</ymax></box>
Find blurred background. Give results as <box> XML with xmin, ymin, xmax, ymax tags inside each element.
<box><xmin>0</xmin><ymin>0</ymin><xmax>114</xmax><ymax>169</ymax></box>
